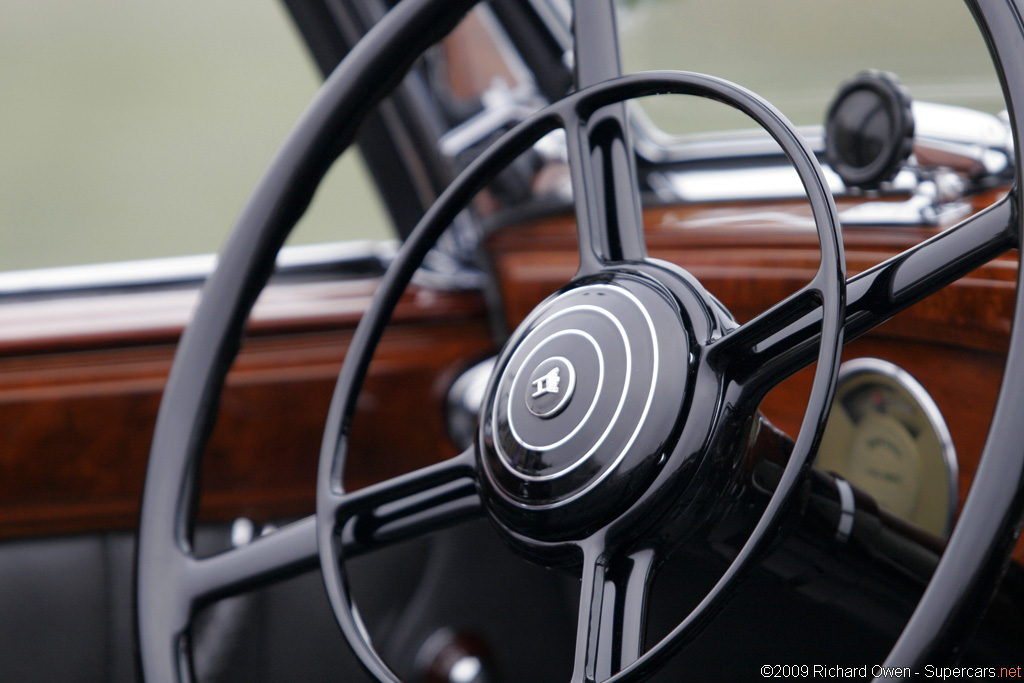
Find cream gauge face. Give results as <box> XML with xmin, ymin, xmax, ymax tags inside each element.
<box><xmin>817</xmin><ymin>359</ymin><xmax>958</xmax><ymax>538</ymax></box>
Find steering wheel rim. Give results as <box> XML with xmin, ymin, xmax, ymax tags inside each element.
<box><xmin>136</xmin><ymin>1</ymin><xmax>1024</xmax><ymax>682</ymax></box>
<box><xmin>316</xmin><ymin>68</ymin><xmax>845</xmax><ymax>682</ymax></box>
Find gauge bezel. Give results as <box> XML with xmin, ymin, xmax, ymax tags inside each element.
<box><xmin>824</xmin><ymin>358</ymin><xmax>958</xmax><ymax>538</ymax></box>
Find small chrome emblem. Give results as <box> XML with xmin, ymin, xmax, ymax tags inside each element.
<box><xmin>525</xmin><ymin>357</ymin><xmax>576</xmax><ymax>419</ymax></box>
<box><xmin>531</xmin><ymin>367</ymin><xmax>561</xmax><ymax>398</ymax></box>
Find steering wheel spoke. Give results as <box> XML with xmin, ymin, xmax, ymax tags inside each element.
<box><xmin>329</xmin><ymin>448</ymin><xmax>481</xmax><ymax>557</ymax></box>
<box><xmin>709</xmin><ymin>281</ymin><xmax>828</xmax><ymax>392</ymax></box>
<box><xmin>565</xmin><ymin>0</ymin><xmax>646</xmax><ymax>274</ymax></box>
<box><xmin>572</xmin><ymin>542</ymin><xmax>657</xmax><ymax>683</ymax></box>
<box><xmin>722</xmin><ymin>191</ymin><xmax>1017</xmax><ymax>405</ymax></box>
<box><xmin>184</xmin><ymin>516</ymin><xmax>319</xmax><ymax>606</ymax></box>
<box><xmin>183</xmin><ymin>449</ymin><xmax>480</xmax><ymax>609</ymax></box>
<box><xmin>563</xmin><ymin>108</ymin><xmax>647</xmax><ymax>273</ymax></box>
<box><xmin>844</xmin><ymin>191</ymin><xmax>1017</xmax><ymax>338</ymax></box>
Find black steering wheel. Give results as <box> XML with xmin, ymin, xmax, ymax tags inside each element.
<box><xmin>136</xmin><ymin>1</ymin><xmax>1024</xmax><ymax>681</ymax></box>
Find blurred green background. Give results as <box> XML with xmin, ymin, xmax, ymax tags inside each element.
<box><xmin>0</xmin><ymin>0</ymin><xmax>1006</xmax><ymax>272</ymax></box>
<box><xmin>0</xmin><ymin>0</ymin><xmax>391</xmax><ymax>272</ymax></box>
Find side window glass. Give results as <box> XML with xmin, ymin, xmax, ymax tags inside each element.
<box><xmin>0</xmin><ymin>1</ymin><xmax>391</xmax><ymax>273</ymax></box>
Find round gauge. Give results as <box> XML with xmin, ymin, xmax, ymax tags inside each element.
<box><xmin>818</xmin><ymin>359</ymin><xmax>957</xmax><ymax>538</ymax></box>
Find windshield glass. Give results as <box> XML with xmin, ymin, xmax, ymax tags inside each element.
<box><xmin>617</xmin><ymin>0</ymin><xmax>1002</xmax><ymax>134</ymax></box>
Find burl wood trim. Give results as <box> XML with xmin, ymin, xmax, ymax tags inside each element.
<box><xmin>0</xmin><ymin>277</ymin><xmax>493</xmax><ymax>539</ymax></box>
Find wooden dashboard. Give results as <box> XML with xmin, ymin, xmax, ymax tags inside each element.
<box><xmin>0</xmin><ymin>278</ymin><xmax>492</xmax><ymax>538</ymax></box>
<box><xmin>0</xmin><ymin>188</ymin><xmax>1020</xmax><ymax>566</ymax></box>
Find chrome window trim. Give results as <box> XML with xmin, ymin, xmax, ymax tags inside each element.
<box><xmin>0</xmin><ymin>239</ymin><xmax>399</xmax><ymax>299</ymax></box>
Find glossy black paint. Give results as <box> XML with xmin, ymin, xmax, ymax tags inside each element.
<box><xmin>569</xmin><ymin>0</ymin><xmax>646</xmax><ymax>270</ymax></box>
<box><xmin>478</xmin><ymin>274</ymin><xmax>691</xmax><ymax>537</ymax></box>
<box><xmin>135</xmin><ymin>1</ymin><xmax>1024</xmax><ymax>683</ymax></box>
